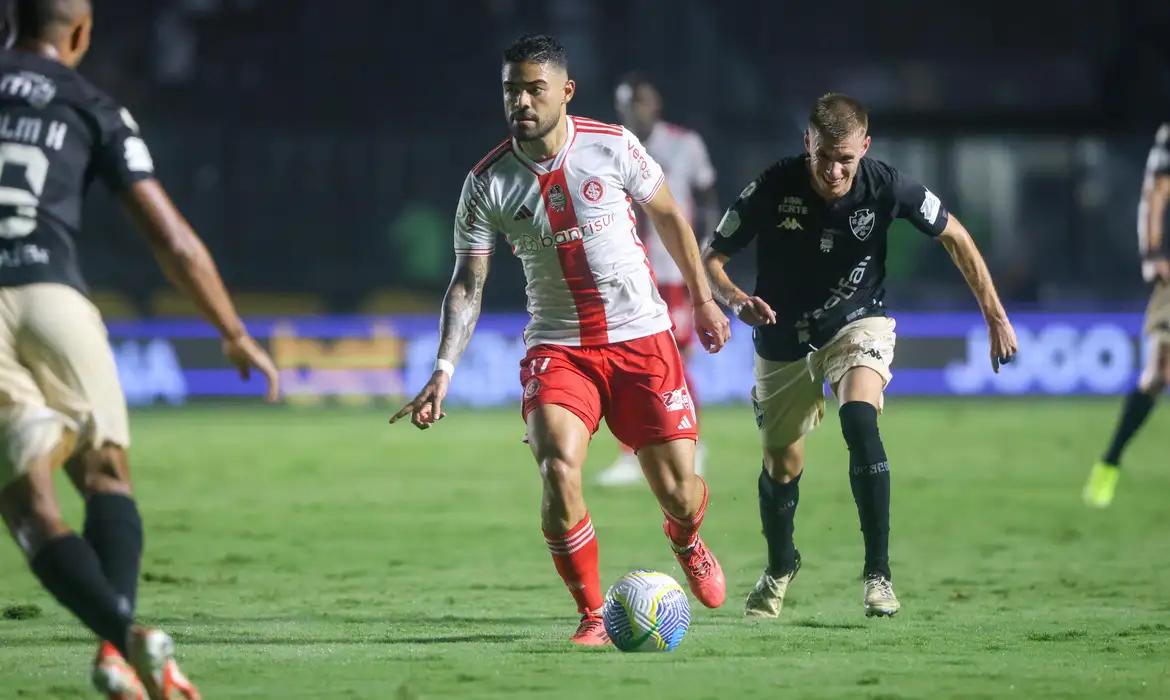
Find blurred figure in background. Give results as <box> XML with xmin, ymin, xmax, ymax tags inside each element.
<box><xmin>599</xmin><ymin>72</ymin><xmax>718</xmax><ymax>486</ymax></box>
<box><xmin>0</xmin><ymin>1</ymin><xmax>278</xmax><ymax>698</ymax></box>
<box><xmin>1085</xmin><ymin>122</ymin><xmax>1170</xmax><ymax>508</ymax></box>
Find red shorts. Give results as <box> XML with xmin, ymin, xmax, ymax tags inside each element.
<box><xmin>658</xmin><ymin>283</ymin><xmax>694</xmax><ymax>351</ymax></box>
<box><xmin>519</xmin><ymin>330</ymin><xmax>698</xmax><ymax>451</ymax></box>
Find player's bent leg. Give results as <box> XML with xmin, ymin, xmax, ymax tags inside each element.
<box><xmin>638</xmin><ymin>439</ymin><xmax>726</xmax><ymax>609</ymax></box>
<box><xmin>836</xmin><ymin>367</ymin><xmax>899</xmax><ymax>617</ymax></box>
<box><xmin>526</xmin><ymin>404</ymin><xmax>607</xmax><ymax>645</ymax></box>
<box><xmin>0</xmin><ymin>454</ymin><xmax>135</xmax><ymax>656</ymax></box>
<box><xmin>747</xmin><ymin>440</ymin><xmax>805</xmax><ymax>618</ymax></box>
<box><xmin>66</xmin><ymin>445</ymin><xmax>143</xmax><ymax>620</ymax></box>
<box><xmin>1086</xmin><ymin>338</ymin><xmax>1167</xmax><ymax>507</ymax></box>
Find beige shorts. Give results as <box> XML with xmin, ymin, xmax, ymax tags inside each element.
<box><xmin>0</xmin><ymin>283</ymin><xmax>129</xmax><ymax>486</ymax></box>
<box><xmin>1144</xmin><ymin>282</ymin><xmax>1170</xmax><ymax>344</ymax></box>
<box><xmin>751</xmin><ymin>316</ymin><xmax>896</xmax><ymax>450</ymax></box>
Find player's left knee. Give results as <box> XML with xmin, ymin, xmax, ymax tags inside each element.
<box><xmin>65</xmin><ymin>444</ymin><xmax>131</xmax><ymax>498</ymax></box>
<box><xmin>839</xmin><ymin>401</ymin><xmax>887</xmax><ymax>465</ymax></box>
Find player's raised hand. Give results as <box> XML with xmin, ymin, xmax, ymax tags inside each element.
<box><xmin>693</xmin><ymin>298</ymin><xmax>731</xmax><ymax>353</ymax></box>
<box><xmin>732</xmin><ymin>295</ymin><xmax>777</xmax><ymax>327</ymax></box>
<box><xmin>987</xmin><ymin>316</ymin><xmax>1019</xmax><ymax>373</ymax></box>
<box><xmin>222</xmin><ymin>334</ymin><xmax>281</xmax><ymax>402</ymax></box>
<box><xmin>390</xmin><ymin>371</ymin><xmax>450</xmax><ymax>430</ymax></box>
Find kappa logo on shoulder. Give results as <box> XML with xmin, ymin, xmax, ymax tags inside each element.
<box><xmin>849</xmin><ymin>209</ymin><xmax>876</xmax><ymax>240</ymax></box>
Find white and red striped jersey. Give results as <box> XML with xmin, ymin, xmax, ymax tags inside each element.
<box><xmin>640</xmin><ymin>122</ymin><xmax>716</xmax><ymax>285</ymax></box>
<box><xmin>455</xmin><ymin>115</ymin><xmax>672</xmax><ymax>348</ymax></box>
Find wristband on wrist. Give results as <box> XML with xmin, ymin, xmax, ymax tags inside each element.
<box><xmin>434</xmin><ymin>358</ymin><xmax>456</xmax><ymax>378</ymax></box>
<box><xmin>692</xmin><ymin>297</ymin><xmax>714</xmax><ymax>308</ymax></box>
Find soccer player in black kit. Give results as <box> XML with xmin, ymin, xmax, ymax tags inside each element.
<box><xmin>0</xmin><ymin>1</ymin><xmax>278</xmax><ymax>698</ymax></box>
<box><xmin>1083</xmin><ymin>122</ymin><xmax>1170</xmax><ymax>507</ymax></box>
<box><xmin>704</xmin><ymin>94</ymin><xmax>1018</xmax><ymax>618</ymax></box>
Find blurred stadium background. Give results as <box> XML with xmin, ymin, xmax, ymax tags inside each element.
<box><xmin>70</xmin><ymin>0</ymin><xmax>1170</xmax><ymax>407</ymax></box>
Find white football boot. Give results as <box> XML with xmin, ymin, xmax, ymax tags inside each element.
<box><xmin>863</xmin><ymin>574</ymin><xmax>900</xmax><ymax>617</ymax></box>
<box><xmin>745</xmin><ymin>555</ymin><xmax>800</xmax><ymax>618</ymax></box>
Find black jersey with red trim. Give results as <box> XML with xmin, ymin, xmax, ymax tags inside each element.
<box><xmin>710</xmin><ymin>155</ymin><xmax>949</xmax><ymax>361</ymax></box>
<box><xmin>0</xmin><ymin>50</ymin><xmax>155</xmax><ymax>294</ymax></box>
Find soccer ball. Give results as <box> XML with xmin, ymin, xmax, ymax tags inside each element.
<box><xmin>602</xmin><ymin>569</ymin><xmax>691</xmax><ymax>652</ymax></box>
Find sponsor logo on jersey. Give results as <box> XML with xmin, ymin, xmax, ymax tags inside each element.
<box><xmin>514</xmin><ymin>204</ymin><xmax>534</xmax><ymax>221</ymax></box>
<box><xmin>919</xmin><ymin>189</ymin><xmax>941</xmax><ymax>225</ymax></box>
<box><xmin>777</xmin><ymin>217</ymin><xmax>802</xmax><ymax>231</ymax></box>
<box><xmin>738</xmin><ymin>180</ymin><xmax>758</xmax><ymax>199</ymax></box>
<box><xmin>580</xmin><ymin>177</ymin><xmax>605</xmax><ymax>203</ymax></box>
<box><xmin>848</xmin><ymin>208</ymin><xmax>875</xmax><ymax>240</ymax></box>
<box><xmin>779</xmin><ymin>196</ymin><xmax>808</xmax><ymax>215</ymax></box>
<box><xmin>546</xmin><ymin>183</ymin><xmax>568</xmax><ymax>212</ymax></box>
<box><xmin>716</xmin><ymin>209</ymin><xmax>740</xmax><ymax>237</ymax></box>
<box><xmin>514</xmin><ymin>213</ymin><xmax>615</xmax><ymax>252</ymax></box>
<box><xmin>809</xmin><ymin>255</ymin><xmax>872</xmax><ymax>320</ymax></box>
<box><xmin>676</xmin><ymin>415</ymin><xmax>693</xmax><ymax>431</ymax></box>
<box><xmin>820</xmin><ymin>231</ymin><xmax>835</xmax><ymax>253</ymax></box>
<box><xmin>627</xmin><ymin>143</ymin><xmax>653</xmax><ymax>179</ymax></box>
<box><xmin>0</xmin><ymin>71</ymin><xmax>56</xmax><ymax>108</ymax></box>
<box><xmin>661</xmin><ymin>387</ymin><xmax>693</xmax><ymax>412</ymax></box>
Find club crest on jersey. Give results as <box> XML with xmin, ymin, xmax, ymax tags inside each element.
<box><xmin>546</xmin><ymin>184</ymin><xmax>568</xmax><ymax>213</ymax></box>
<box><xmin>661</xmin><ymin>387</ymin><xmax>693</xmax><ymax>413</ymax></box>
<box><xmin>849</xmin><ymin>209</ymin><xmax>876</xmax><ymax>240</ymax></box>
<box><xmin>524</xmin><ymin>378</ymin><xmax>541</xmax><ymax>400</ymax></box>
<box><xmin>580</xmin><ymin>177</ymin><xmax>605</xmax><ymax>204</ymax></box>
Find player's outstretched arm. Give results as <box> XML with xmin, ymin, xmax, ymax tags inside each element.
<box><xmin>641</xmin><ymin>183</ymin><xmax>730</xmax><ymax>352</ymax></box>
<box><xmin>701</xmin><ymin>248</ymin><xmax>775</xmax><ymax>327</ymax></box>
<box><xmin>1138</xmin><ymin>173</ymin><xmax>1170</xmax><ymax>284</ymax></box>
<box><xmin>120</xmin><ymin>179</ymin><xmax>280</xmax><ymax>401</ymax></box>
<box><xmin>390</xmin><ymin>254</ymin><xmax>490</xmax><ymax>429</ymax></box>
<box><xmin>937</xmin><ymin>214</ymin><xmax>1018</xmax><ymax>373</ymax></box>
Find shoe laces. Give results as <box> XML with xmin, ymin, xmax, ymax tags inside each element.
<box><xmin>683</xmin><ymin>540</ymin><xmax>713</xmax><ymax>579</ymax></box>
<box><xmin>576</xmin><ymin>614</ymin><xmax>605</xmax><ymax>635</ymax></box>
<box><xmin>866</xmin><ymin>575</ymin><xmax>894</xmax><ymax>597</ymax></box>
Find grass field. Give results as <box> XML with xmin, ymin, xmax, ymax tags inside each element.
<box><xmin>0</xmin><ymin>399</ymin><xmax>1168</xmax><ymax>699</ymax></box>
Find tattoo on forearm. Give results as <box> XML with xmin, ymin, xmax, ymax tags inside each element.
<box><xmin>437</xmin><ymin>256</ymin><xmax>488</xmax><ymax>365</ymax></box>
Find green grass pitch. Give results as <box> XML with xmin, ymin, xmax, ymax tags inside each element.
<box><xmin>0</xmin><ymin>399</ymin><xmax>1168</xmax><ymax>699</ymax></box>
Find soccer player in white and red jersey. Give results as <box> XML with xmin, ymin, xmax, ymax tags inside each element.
<box><xmin>598</xmin><ymin>73</ymin><xmax>719</xmax><ymax>486</ymax></box>
<box><xmin>392</xmin><ymin>34</ymin><xmax>731</xmax><ymax>646</ymax></box>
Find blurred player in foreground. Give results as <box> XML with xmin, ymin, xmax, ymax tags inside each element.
<box><xmin>0</xmin><ymin>1</ymin><xmax>279</xmax><ymax>697</ymax></box>
<box><xmin>597</xmin><ymin>73</ymin><xmax>718</xmax><ymax>486</ymax></box>
<box><xmin>392</xmin><ymin>35</ymin><xmax>730</xmax><ymax>645</ymax></box>
<box><xmin>1084</xmin><ymin>123</ymin><xmax>1170</xmax><ymax>507</ymax></box>
<box><xmin>704</xmin><ymin>94</ymin><xmax>1017</xmax><ymax>619</ymax></box>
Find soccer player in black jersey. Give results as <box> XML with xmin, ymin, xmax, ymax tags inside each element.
<box><xmin>0</xmin><ymin>2</ymin><xmax>278</xmax><ymax>698</ymax></box>
<box><xmin>1084</xmin><ymin>123</ymin><xmax>1170</xmax><ymax>507</ymax></box>
<box><xmin>704</xmin><ymin>94</ymin><xmax>1018</xmax><ymax>618</ymax></box>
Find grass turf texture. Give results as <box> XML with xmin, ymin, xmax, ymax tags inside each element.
<box><xmin>0</xmin><ymin>400</ymin><xmax>1167</xmax><ymax>699</ymax></box>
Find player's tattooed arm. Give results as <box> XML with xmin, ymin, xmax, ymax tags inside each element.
<box><xmin>437</xmin><ymin>254</ymin><xmax>491</xmax><ymax>367</ymax></box>
<box><xmin>701</xmin><ymin>249</ymin><xmax>776</xmax><ymax>327</ymax></box>
<box><xmin>391</xmin><ymin>253</ymin><xmax>490</xmax><ymax>429</ymax></box>
<box><xmin>937</xmin><ymin>214</ymin><xmax>1019</xmax><ymax>372</ymax></box>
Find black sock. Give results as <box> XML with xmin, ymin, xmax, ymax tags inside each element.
<box><xmin>30</xmin><ymin>534</ymin><xmax>133</xmax><ymax>655</ymax></box>
<box><xmin>1102</xmin><ymin>390</ymin><xmax>1156</xmax><ymax>467</ymax></box>
<box><xmin>758</xmin><ymin>467</ymin><xmax>800</xmax><ymax>576</ymax></box>
<box><xmin>840</xmin><ymin>401</ymin><xmax>891</xmax><ymax>580</ymax></box>
<box><xmin>83</xmin><ymin>493</ymin><xmax>143</xmax><ymax>618</ymax></box>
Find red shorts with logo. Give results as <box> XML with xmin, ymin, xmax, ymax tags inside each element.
<box><xmin>519</xmin><ymin>330</ymin><xmax>698</xmax><ymax>451</ymax></box>
<box><xmin>658</xmin><ymin>283</ymin><xmax>694</xmax><ymax>351</ymax></box>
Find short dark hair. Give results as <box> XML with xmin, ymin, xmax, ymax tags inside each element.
<box><xmin>809</xmin><ymin>93</ymin><xmax>869</xmax><ymax>141</ymax></box>
<box><xmin>13</xmin><ymin>0</ymin><xmax>88</xmax><ymax>42</ymax></box>
<box><xmin>503</xmin><ymin>34</ymin><xmax>568</xmax><ymax>71</ymax></box>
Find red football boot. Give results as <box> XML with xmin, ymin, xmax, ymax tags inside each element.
<box><xmin>671</xmin><ymin>534</ymin><xmax>726</xmax><ymax>608</ymax></box>
<box><xmin>569</xmin><ymin>613</ymin><xmax>610</xmax><ymax>646</ymax></box>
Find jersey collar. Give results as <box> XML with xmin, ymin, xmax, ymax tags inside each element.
<box><xmin>512</xmin><ymin>116</ymin><xmax>575</xmax><ymax>175</ymax></box>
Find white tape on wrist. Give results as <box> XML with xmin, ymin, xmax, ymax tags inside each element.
<box><xmin>434</xmin><ymin>358</ymin><xmax>456</xmax><ymax>378</ymax></box>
